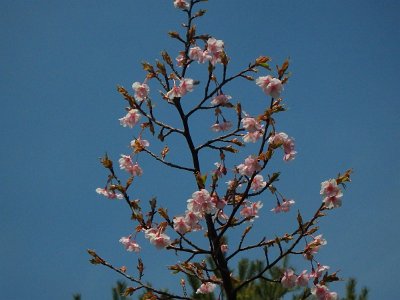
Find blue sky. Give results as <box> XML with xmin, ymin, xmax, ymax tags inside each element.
<box><xmin>1</xmin><ymin>0</ymin><xmax>399</xmax><ymax>299</ymax></box>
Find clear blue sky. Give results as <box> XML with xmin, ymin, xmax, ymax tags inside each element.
<box><xmin>1</xmin><ymin>1</ymin><xmax>399</xmax><ymax>299</ymax></box>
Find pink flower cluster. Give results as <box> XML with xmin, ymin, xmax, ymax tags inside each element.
<box><xmin>256</xmin><ymin>75</ymin><xmax>283</xmax><ymax>99</ymax></box>
<box><xmin>240</xmin><ymin>201</ymin><xmax>263</xmax><ymax>221</ymax></box>
<box><xmin>173</xmin><ymin>215</ymin><xmax>192</xmax><ymax>234</ymax></box>
<box><xmin>237</xmin><ymin>155</ymin><xmax>262</xmax><ymax>176</ymax></box>
<box><xmin>210</xmin><ymin>93</ymin><xmax>231</xmax><ymax>106</ymax></box>
<box><xmin>320</xmin><ymin>179</ymin><xmax>343</xmax><ymax>209</ymax></box>
<box><xmin>144</xmin><ymin>227</ymin><xmax>171</xmax><ymax>249</ymax></box>
<box><xmin>166</xmin><ymin>78</ymin><xmax>194</xmax><ymax>99</ymax></box>
<box><xmin>281</xmin><ymin>268</ymin><xmax>337</xmax><ymax>299</ymax></box>
<box><xmin>226</xmin><ymin>179</ymin><xmax>241</xmax><ymax>190</ymax></box>
<box><xmin>173</xmin><ymin>0</ymin><xmax>189</xmax><ymax>10</ymax></box>
<box><xmin>213</xmin><ymin>162</ymin><xmax>227</xmax><ymax>178</ymax></box>
<box><xmin>311</xmin><ymin>284</ymin><xmax>338</xmax><ymax>300</ymax></box>
<box><xmin>189</xmin><ymin>37</ymin><xmax>224</xmax><ymax>65</ymax></box>
<box><xmin>132</xmin><ymin>81</ymin><xmax>149</xmax><ymax>101</ymax></box>
<box><xmin>118</xmin><ymin>155</ymin><xmax>143</xmax><ymax>176</ymax></box>
<box><xmin>189</xmin><ymin>46</ymin><xmax>211</xmax><ymax>64</ymax></box>
<box><xmin>119</xmin><ymin>109</ymin><xmax>141</xmax><ymax>128</ymax></box>
<box><xmin>211</xmin><ymin>121</ymin><xmax>232</xmax><ymax>132</ymax></box>
<box><xmin>268</xmin><ymin>132</ymin><xmax>297</xmax><ymax>161</ymax></box>
<box><xmin>130</xmin><ymin>136</ymin><xmax>150</xmax><ymax>149</ymax></box>
<box><xmin>196</xmin><ymin>282</ymin><xmax>217</xmax><ymax>294</ymax></box>
<box><xmin>175</xmin><ymin>51</ymin><xmax>186</xmax><ymax>67</ymax></box>
<box><xmin>304</xmin><ymin>235</ymin><xmax>327</xmax><ymax>260</ymax></box>
<box><xmin>187</xmin><ymin>189</ymin><xmax>216</xmax><ymax>215</ymax></box>
<box><xmin>281</xmin><ymin>268</ymin><xmax>310</xmax><ymax>288</ymax></box>
<box><xmin>173</xmin><ymin>190</ymin><xmax>229</xmax><ymax>235</ymax></box>
<box><xmin>206</xmin><ymin>38</ymin><xmax>224</xmax><ymax>65</ymax></box>
<box><xmin>95</xmin><ymin>188</ymin><xmax>123</xmax><ymax>200</ymax></box>
<box><xmin>311</xmin><ymin>263</ymin><xmax>330</xmax><ymax>279</ymax></box>
<box><xmin>241</xmin><ymin>117</ymin><xmax>264</xmax><ymax>143</ymax></box>
<box><xmin>250</xmin><ymin>174</ymin><xmax>267</xmax><ymax>191</ymax></box>
<box><xmin>119</xmin><ymin>235</ymin><xmax>141</xmax><ymax>252</ymax></box>
<box><xmin>184</xmin><ymin>210</ymin><xmax>203</xmax><ymax>231</ymax></box>
<box><xmin>271</xmin><ymin>199</ymin><xmax>295</xmax><ymax>213</ymax></box>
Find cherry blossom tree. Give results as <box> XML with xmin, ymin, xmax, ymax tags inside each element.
<box><xmin>89</xmin><ymin>1</ymin><xmax>353</xmax><ymax>299</ymax></box>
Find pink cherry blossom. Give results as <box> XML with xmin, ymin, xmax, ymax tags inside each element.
<box><xmin>96</xmin><ymin>188</ymin><xmax>124</xmax><ymax>200</ymax></box>
<box><xmin>119</xmin><ymin>109</ymin><xmax>141</xmax><ymax>128</ymax></box>
<box><xmin>119</xmin><ymin>236</ymin><xmax>141</xmax><ymax>252</ymax></box>
<box><xmin>184</xmin><ymin>210</ymin><xmax>202</xmax><ymax>231</ymax></box>
<box><xmin>311</xmin><ymin>284</ymin><xmax>338</xmax><ymax>300</ymax></box>
<box><xmin>240</xmin><ymin>201</ymin><xmax>263</xmax><ymax>221</ymax></box>
<box><xmin>213</xmin><ymin>162</ymin><xmax>227</xmax><ymax>178</ymax></box>
<box><xmin>187</xmin><ymin>189</ymin><xmax>216</xmax><ymax>215</ymax></box>
<box><xmin>189</xmin><ymin>46</ymin><xmax>203</xmax><ymax>61</ymax></box>
<box><xmin>310</xmin><ymin>264</ymin><xmax>330</xmax><ymax>279</ymax></box>
<box><xmin>256</xmin><ymin>75</ymin><xmax>283</xmax><ymax>99</ymax></box>
<box><xmin>251</xmin><ymin>175</ymin><xmax>267</xmax><ymax>191</ymax></box>
<box><xmin>281</xmin><ymin>268</ymin><xmax>297</xmax><ymax>288</ymax></box>
<box><xmin>242</xmin><ymin>117</ymin><xmax>262</xmax><ymax>132</ymax></box>
<box><xmin>179</xmin><ymin>78</ymin><xmax>194</xmax><ymax>95</ymax></box>
<box><xmin>173</xmin><ymin>216</ymin><xmax>191</xmax><ymax>234</ymax></box>
<box><xmin>320</xmin><ymin>179</ymin><xmax>341</xmax><ymax>197</ymax></box>
<box><xmin>166</xmin><ymin>78</ymin><xmax>195</xmax><ymax>99</ymax></box>
<box><xmin>220</xmin><ymin>244</ymin><xmax>228</xmax><ymax>253</ymax></box>
<box><xmin>268</xmin><ymin>132</ymin><xmax>288</xmax><ymax>146</ymax></box>
<box><xmin>166</xmin><ymin>84</ymin><xmax>182</xmax><ymax>99</ymax></box>
<box><xmin>211</xmin><ymin>121</ymin><xmax>232</xmax><ymax>132</ymax></box>
<box><xmin>314</xmin><ymin>234</ymin><xmax>327</xmax><ymax>246</ymax></box>
<box><xmin>151</xmin><ymin>234</ymin><xmax>171</xmax><ymax>249</ymax></box>
<box><xmin>132</xmin><ymin>81</ymin><xmax>150</xmax><ymax>101</ymax></box>
<box><xmin>296</xmin><ymin>270</ymin><xmax>310</xmax><ymax>287</ymax></box>
<box><xmin>144</xmin><ymin>227</ymin><xmax>157</xmax><ymax>238</ymax></box>
<box><xmin>320</xmin><ymin>179</ymin><xmax>343</xmax><ymax>209</ymax></box>
<box><xmin>176</xmin><ymin>51</ymin><xmax>186</xmax><ymax>67</ymax></box>
<box><xmin>130</xmin><ymin>162</ymin><xmax>143</xmax><ymax>176</ymax></box>
<box><xmin>271</xmin><ymin>199</ymin><xmax>295</xmax><ymax>213</ymax></box>
<box><xmin>205</xmin><ymin>37</ymin><xmax>224</xmax><ymax>65</ymax></box>
<box><xmin>217</xmin><ymin>210</ymin><xmax>229</xmax><ymax>221</ymax></box>
<box><xmin>283</xmin><ymin>137</ymin><xmax>297</xmax><ymax>161</ymax></box>
<box><xmin>237</xmin><ymin>155</ymin><xmax>262</xmax><ymax>176</ymax></box>
<box><xmin>211</xmin><ymin>194</ymin><xmax>227</xmax><ymax>210</ymax></box>
<box><xmin>173</xmin><ymin>0</ymin><xmax>189</xmax><ymax>10</ymax></box>
<box><xmin>304</xmin><ymin>235</ymin><xmax>327</xmax><ymax>260</ymax></box>
<box><xmin>323</xmin><ymin>195</ymin><xmax>342</xmax><ymax>209</ymax></box>
<box><xmin>241</xmin><ymin>117</ymin><xmax>264</xmax><ymax>143</ymax></box>
<box><xmin>144</xmin><ymin>228</ymin><xmax>171</xmax><ymax>249</ymax></box>
<box><xmin>207</xmin><ymin>38</ymin><xmax>224</xmax><ymax>54</ymax></box>
<box><xmin>131</xmin><ymin>136</ymin><xmax>150</xmax><ymax>151</ymax></box>
<box><xmin>210</xmin><ymin>93</ymin><xmax>232</xmax><ymax>105</ymax></box>
<box><xmin>118</xmin><ymin>155</ymin><xmax>143</xmax><ymax>176</ymax></box>
<box><xmin>189</xmin><ymin>46</ymin><xmax>211</xmax><ymax>64</ymax></box>
<box><xmin>243</xmin><ymin>130</ymin><xmax>264</xmax><ymax>143</ymax></box>
<box><xmin>268</xmin><ymin>132</ymin><xmax>297</xmax><ymax>161</ymax></box>
<box><xmin>226</xmin><ymin>180</ymin><xmax>242</xmax><ymax>190</ymax></box>
<box><xmin>196</xmin><ymin>282</ymin><xmax>217</xmax><ymax>294</ymax></box>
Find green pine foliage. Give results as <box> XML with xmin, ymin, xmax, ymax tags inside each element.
<box><xmin>72</xmin><ymin>294</ymin><xmax>81</xmax><ymax>300</ymax></box>
<box><xmin>185</xmin><ymin>258</ymin><xmax>304</xmax><ymax>300</ymax></box>
<box><xmin>112</xmin><ymin>281</ymin><xmax>132</xmax><ymax>300</ymax></box>
<box><xmin>74</xmin><ymin>263</ymin><xmax>368</xmax><ymax>300</ymax></box>
<box><xmin>235</xmin><ymin>258</ymin><xmax>298</xmax><ymax>300</ymax></box>
<box><xmin>342</xmin><ymin>278</ymin><xmax>368</xmax><ymax>300</ymax></box>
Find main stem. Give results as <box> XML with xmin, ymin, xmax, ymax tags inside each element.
<box><xmin>176</xmin><ymin>3</ymin><xmax>236</xmax><ymax>298</ymax></box>
<box><xmin>173</xmin><ymin>99</ymin><xmax>236</xmax><ymax>300</ymax></box>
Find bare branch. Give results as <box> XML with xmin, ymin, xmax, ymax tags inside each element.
<box><xmin>142</xmin><ymin>148</ymin><xmax>195</xmax><ymax>172</ymax></box>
